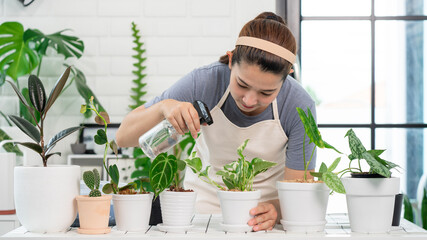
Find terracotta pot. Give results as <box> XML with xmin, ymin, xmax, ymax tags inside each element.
<box><xmin>113</xmin><ymin>193</ymin><xmax>153</xmax><ymax>232</ymax></box>
<box><xmin>76</xmin><ymin>195</ymin><xmax>112</xmax><ymax>234</ymax></box>
<box><xmin>276</xmin><ymin>181</ymin><xmax>329</xmax><ymax>232</ymax></box>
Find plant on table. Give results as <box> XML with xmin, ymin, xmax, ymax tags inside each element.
<box><xmin>6</xmin><ymin>67</ymin><xmax>82</xmax><ymax>167</ymax></box>
<box><xmin>185</xmin><ymin>139</ymin><xmax>277</xmax><ymax>191</ymax></box>
<box><xmin>83</xmin><ymin>168</ymin><xmax>102</xmax><ymax>197</ymax></box>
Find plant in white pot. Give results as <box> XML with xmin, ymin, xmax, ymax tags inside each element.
<box><xmin>81</xmin><ymin>98</ymin><xmax>153</xmax><ymax>232</ymax></box>
<box><xmin>76</xmin><ymin>168</ymin><xmax>112</xmax><ymax>234</ymax></box>
<box><xmin>338</xmin><ymin>129</ymin><xmax>401</xmax><ymax>233</ymax></box>
<box><xmin>276</xmin><ymin>107</ymin><xmax>343</xmax><ymax>233</ymax></box>
<box><xmin>186</xmin><ymin>139</ymin><xmax>277</xmax><ymax>233</ymax></box>
<box><xmin>149</xmin><ymin>151</ymin><xmax>197</xmax><ymax>233</ymax></box>
<box><xmin>7</xmin><ymin>67</ymin><xmax>83</xmax><ymax>233</ymax></box>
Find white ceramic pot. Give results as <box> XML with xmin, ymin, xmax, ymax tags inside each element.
<box><xmin>217</xmin><ymin>190</ymin><xmax>261</xmax><ymax>225</ymax></box>
<box><xmin>113</xmin><ymin>193</ymin><xmax>153</xmax><ymax>232</ymax></box>
<box><xmin>14</xmin><ymin>165</ymin><xmax>80</xmax><ymax>233</ymax></box>
<box><xmin>276</xmin><ymin>181</ymin><xmax>329</xmax><ymax>232</ymax></box>
<box><xmin>342</xmin><ymin>177</ymin><xmax>400</xmax><ymax>233</ymax></box>
<box><xmin>0</xmin><ymin>153</ymin><xmax>15</xmax><ymax>214</ymax></box>
<box><xmin>159</xmin><ymin>191</ymin><xmax>197</xmax><ymax>226</ymax></box>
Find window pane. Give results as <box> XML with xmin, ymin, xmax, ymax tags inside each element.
<box><xmin>375</xmin><ymin>21</ymin><xmax>426</xmax><ymax>124</ymax></box>
<box><xmin>301</xmin><ymin>21</ymin><xmax>371</xmax><ymax>124</ymax></box>
<box><xmin>376</xmin><ymin>128</ymin><xmax>425</xmax><ymax>199</ymax></box>
<box><xmin>302</xmin><ymin>0</ymin><xmax>371</xmax><ymax>16</ymax></box>
<box><xmin>376</xmin><ymin>0</ymin><xmax>426</xmax><ymax>16</ymax></box>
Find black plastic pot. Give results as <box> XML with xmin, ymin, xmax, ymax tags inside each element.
<box><xmin>392</xmin><ymin>193</ymin><xmax>403</xmax><ymax>226</ymax></box>
<box><xmin>149</xmin><ymin>196</ymin><xmax>162</xmax><ymax>225</ymax></box>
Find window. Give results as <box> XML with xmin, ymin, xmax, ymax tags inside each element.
<box><xmin>281</xmin><ymin>0</ymin><xmax>427</xmax><ymax>200</ymax></box>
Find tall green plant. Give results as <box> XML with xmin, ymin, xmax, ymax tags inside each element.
<box><xmin>6</xmin><ymin>67</ymin><xmax>82</xmax><ymax>167</ymax></box>
<box><xmin>129</xmin><ymin>22</ymin><xmax>147</xmax><ymax>110</ymax></box>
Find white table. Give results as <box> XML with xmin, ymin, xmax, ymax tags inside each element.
<box><xmin>2</xmin><ymin>213</ymin><xmax>427</xmax><ymax>239</ymax></box>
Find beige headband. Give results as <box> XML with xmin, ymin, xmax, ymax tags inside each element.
<box><xmin>235</xmin><ymin>36</ymin><xmax>296</xmax><ymax>64</ymax></box>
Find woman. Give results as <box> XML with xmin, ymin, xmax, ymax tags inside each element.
<box><xmin>116</xmin><ymin>12</ymin><xmax>316</xmax><ymax>231</ymax></box>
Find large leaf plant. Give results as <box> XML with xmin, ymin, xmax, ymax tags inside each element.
<box><xmin>6</xmin><ymin>67</ymin><xmax>82</xmax><ymax>167</ymax></box>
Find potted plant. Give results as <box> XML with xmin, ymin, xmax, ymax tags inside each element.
<box><xmin>338</xmin><ymin>129</ymin><xmax>400</xmax><ymax>233</ymax></box>
<box><xmin>185</xmin><ymin>139</ymin><xmax>276</xmax><ymax>233</ymax></box>
<box><xmin>7</xmin><ymin>67</ymin><xmax>82</xmax><ymax>233</ymax></box>
<box><xmin>76</xmin><ymin>168</ymin><xmax>112</xmax><ymax>234</ymax></box>
<box><xmin>148</xmin><ymin>152</ymin><xmax>196</xmax><ymax>233</ymax></box>
<box><xmin>82</xmin><ymin>98</ymin><xmax>153</xmax><ymax>232</ymax></box>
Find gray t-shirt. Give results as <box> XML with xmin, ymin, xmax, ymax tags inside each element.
<box><xmin>145</xmin><ymin>61</ymin><xmax>317</xmax><ymax>170</ymax></box>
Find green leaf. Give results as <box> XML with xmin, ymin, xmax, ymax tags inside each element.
<box><xmin>237</xmin><ymin>139</ymin><xmax>249</xmax><ymax>159</ymax></box>
<box><xmin>310</xmin><ymin>171</ymin><xmax>323</xmax><ymax>180</ymax></box>
<box><xmin>102</xmin><ymin>183</ymin><xmax>114</xmax><ymax>194</ymax></box>
<box><xmin>45</xmin><ymin>152</ymin><xmax>61</xmax><ymax>160</ymax></box>
<box><xmin>0</xmin><ymin>22</ymin><xmax>39</xmax><ymax>81</ymax></box>
<box><xmin>251</xmin><ymin>157</ymin><xmax>277</xmax><ymax>176</ymax></box>
<box><xmin>149</xmin><ymin>153</ymin><xmax>177</xmax><ymax>197</ymax></box>
<box><xmin>6</xmin><ymin>80</ymin><xmax>33</xmax><ymax>115</ymax></box>
<box><xmin>422</xmin><ymin>189</ymin><xmax>427</xmax><ymax>230</ymax></box>
<box><xmin>109</xmin><ymin>164</ymin><xmax>120</xmax><ymax>185</ymax></box>
<box><xmin>15</xmin><ymin>142</ymin><xmax>42</xmax><ymax>154</ymax></box>
<box><xmin>33</xmin><ymin>29</ymin><xmax>84</xmax><ymax>59</ymax></box>
<box><xmin>185</xmin><ymin>156</ymin><xmax>203</xmax><ymax>173</ymax></box>
<box><xmin>345</xmin><ymin>129</ymin><xmax>367</xmax><ymax>159</ymax></box>
<box><xmin>109</xmin><ymin>140</ymin><xmax>118</xmax><ymax>156</ymax></box>
<box><xmin>8</xmin><ymin>115</ymin><xmax>40</xmax><ymax>142</ymax></box>
<box><xmin>327</xmin><ymin>157</ymin><xmax>341</xmax><ymax>172</ymax></box>
<box><xmin>0</xmin><ymin>128</ymin><xmax>23</xmax><ymax>156</ymax></box>
<box><xmin>71</xmin><ymin>67</ymin><xmax>106</xmax><ymax>114</ymax></box>
<box><xmin>403</xmin><ymin>194</ymin><xmax>414</xmax><ymax>223</ymax></box>
<box><xmin>83</xmin><ymin>171</ymin><xmax>95</xmax><ymax>190</ymax></box>
<box><xmin>80</xmin><ymin>105</ymin><xmax>87</xmax><ymax>114</ymax></box>
<box><xmin>20</xmin><ymin>88</ymin><xmax>40</xmax><ymax>125</ymax></box>
<box><xmin>94</xmin><ymin>129</ymin><xmax>107</xmax><ymax>145</ymax></box>
<box><xmin>362</xmin><ymin>152</ymin><xmax>391</xmax><ymax>177</ymax></box>
<box><xmin>323</xmin><ymin>172</ymin><xmax>346</xmax><ymax>194</ymax></box>
<box><xmin>222</xmin><ymin>176</ymin><xmax>235</xmax><ymax>190</ymax></box>
<box><xmin>44</xmin><ymin>66</ymin><xmax>71</xmax><ymax>115</ymax></box>
<box><xmin>28</xmin><ymin>75</ymin><xmax>46</xmax><ymax>113</ymax></box>
<box><xmin>46</xmin><ymin>126</ymin><xmax>82</xmax><ymax>150</ymax></box>
<box><xmin>319</xmin><ymin>162</ymin><xmax>328</xmax><ymax>173</ymax></box>
<box><xmin>176</xmin><ymin>159</ymin><xmax>186</xmax><ymax>171</ymax></box>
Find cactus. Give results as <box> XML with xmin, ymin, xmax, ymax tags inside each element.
<box><xmin>83</xmin><ymin>168</ymin><xmax>102</xmax><ymax>197</ymax></box>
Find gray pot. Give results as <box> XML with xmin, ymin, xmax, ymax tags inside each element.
<box><xmin>71</xmin><ymin>143</ymin><xmax>86</xmax><ymax>154</ymax></box>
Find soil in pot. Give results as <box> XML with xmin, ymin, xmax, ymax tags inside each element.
<box><xmin>168</xmin><ymin>186</ymin><xmax>194</xmax><ymax>192</ymax></box>
<box><xmin>351</xmin><ymin>172</ymin><xmax>386</xmax><ymax>178</ymax></box>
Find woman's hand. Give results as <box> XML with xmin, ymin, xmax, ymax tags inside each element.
<box><xmin>160</xmin><ymin>99</ymin><xmax>201</xmax><ymax>139</ymax></box>
<box><xmin>247</xmin><ymin>202</ymin><xmax>278</xmax><ymax>231</ymax></box>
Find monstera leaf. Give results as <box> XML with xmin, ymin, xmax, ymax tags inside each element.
<box><xmin>0</xmin><ymin>22</ymin><xmax>39</xmax><ymax>82</ymax></box>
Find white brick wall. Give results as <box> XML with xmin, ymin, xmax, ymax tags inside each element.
<box><xmin>0</xmin><ymin>0</ymin><xmax>275</xmax><ymax>163</ymax></box>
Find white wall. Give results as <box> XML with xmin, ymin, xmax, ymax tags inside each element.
<box><xmin>0</xmin><ymin>0</ymin><xmax>275</xmax><ymax>164</ymax></box>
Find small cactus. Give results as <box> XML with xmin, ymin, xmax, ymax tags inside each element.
<box><xmin>83</xmin><ymin>168</ymin><xmax>102</xmax><ymax>197</ymax></box>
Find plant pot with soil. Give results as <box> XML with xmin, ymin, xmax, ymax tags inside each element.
<box><xmin>149</xmin><ymin>152</ymin><xmax>197</xmax><ymax>233</ymax></box>
<box><xmin>82</xmin><ymin>98</ymin><xmax>154</xmax><ymax>232</ymax></box>
<box><xmin>277</xmin><ymin>107</ymin><xmax>344</xmax><ymax>232</ymax></box>
<box><xmin>8</xmin><ymin>68</ymin><xmax>83</xmax><ymax>233</ymax></box>
<box><xmin>186</xmin><ymin>139</ymin><xmax>277</xmax><ymax>233</ymax></box>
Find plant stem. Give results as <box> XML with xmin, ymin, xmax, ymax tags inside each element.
<box><xmin>303</xmin><ymin>133</ymin><xmax>307</xmax><ymax>181</ymax></box>
<box><xmin>36</xmin><ymin>56</ymin><xmax>43</xmax><ymax>77</ymax></box>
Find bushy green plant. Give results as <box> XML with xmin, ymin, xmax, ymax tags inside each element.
<box><xmin>6</xmin><ymin>67</ymin><xmax>82</xmax><ymax>167</ymax></box>
<box><xmin>83</xmin><ymin>168</ymin><xmax>102</xmax><ymax>197</ymax></box>
<box><xmin>185</xmin><ymin>139</ymin><xmax>277</xmax><ymax>192</ymax></box>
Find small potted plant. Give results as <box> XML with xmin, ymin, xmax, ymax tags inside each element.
<box><xmin>7</xmin><ymin>67</ymin><xmax>82</xmax><ymax>233</ymax></box>
<box><xmin>82</xmin><ymin>98</ymin><xmax>153</xmax><ymax>232</ymax></box>
<box><xmin>149</xmin><ymin>151</ymin><xmax>197</xmax><ymax>233</ymax></box>
<box><xmin>76</xmin><ymin>168</ymin><xmax>112</xmax><ymax>234</ymax></box>
<box><xmin>185</xmin><ymin>139</ymin><xmax>276</xmax><ymax>233</ymax></box>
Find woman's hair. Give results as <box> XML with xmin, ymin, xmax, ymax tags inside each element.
<box><xmin>219</xmin><ymin>12</ymin><xmax>296</xmax><ymax>80</ymax></box>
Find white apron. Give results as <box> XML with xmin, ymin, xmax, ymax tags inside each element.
<box><xmin>184</xmin><ymin>86</ymin><xmax>289</xmax><ymax>213</ymax></box>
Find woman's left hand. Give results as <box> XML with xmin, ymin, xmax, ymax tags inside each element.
<box><xmin>247</xmin><ymin>202</ymin><xmax>278</xmax><ymax>231</ymax></box>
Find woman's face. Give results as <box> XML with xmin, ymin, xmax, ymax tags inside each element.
<box><xmin>229</xmin><ymin>60</ymin><xmax>283</xmax><ymax>116</ymax></box>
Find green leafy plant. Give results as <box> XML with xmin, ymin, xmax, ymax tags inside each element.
<box><xmin>82</xmin><ymin>97</ymin><xmax>149</xmax><ymax>195</ymax></box>
<box><xmin>6</xmin><ymin>67</ymin><xmax>82</xmax><ymax>167</ymax></box>
<box><xmin>403</xmin><ymin>190</ymin><xmax>427</xmax><ymax>230</ymax></box>
<box><xmin>83</xmin><ymin>168</ymin><xmax>102</xmax><ymax>197</ymax></box>
<box><xmin>185</xmin><ymin>139</ymin><xmax>277</xmax><ymax>192</ymax></box>
<box><xmin>297</xmin><ymin>107</ymin><xmax>400</xmax><ymax>194</ymax></box>
<box><xmin>129</xmin><ymin>21</ymin><xmax>147</xmax><ymax>110</ymax></box>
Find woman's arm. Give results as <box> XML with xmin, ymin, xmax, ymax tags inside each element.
<box><xmin>116</xmin><ymin>99</ymin><xmax>201</xmax><ymax>148</ymax></box>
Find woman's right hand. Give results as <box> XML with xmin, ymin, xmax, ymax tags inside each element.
<box><xmin>160</xmin><ymin>99</ymin><xmax>201</xmax><ymax>139</ymax></box>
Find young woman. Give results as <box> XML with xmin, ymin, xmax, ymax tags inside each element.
<box><xmin>116</xmin><ymin>12</ymin><xmax>316</xmax><ymax>231</ymax></box>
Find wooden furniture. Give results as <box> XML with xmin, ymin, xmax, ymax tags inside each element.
<box><xmin>2</xmin><ymin>213</ymin><xmax>427</xmax><ymax>239</ymax></box>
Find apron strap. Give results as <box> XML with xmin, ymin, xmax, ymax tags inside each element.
<box><xmin>272</xmin><ymin>99</ymin><xmax>279</xmax><ymax>120</ymax></box>
<box><xmin>217</xmin><ymin>86</ymin><xmax>230</xmax><ymax>108</ymax></box>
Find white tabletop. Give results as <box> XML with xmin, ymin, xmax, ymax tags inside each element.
<box><xmin>2</xmin><ymin>213</ymin><xmax>427</xmax><ymax>240</ymax></box>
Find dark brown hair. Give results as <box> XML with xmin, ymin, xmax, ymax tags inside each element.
<box><xmin>219</xmin><ymin>12</ymin><xmax>296</xmax><ymax>80</ymax></box>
